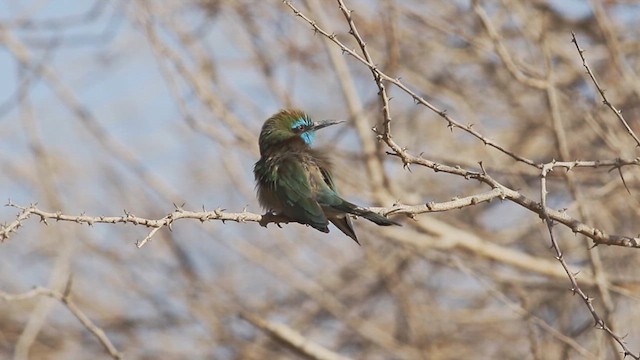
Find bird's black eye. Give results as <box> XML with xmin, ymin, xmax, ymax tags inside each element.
<box><xmin>293</xmin><ymin>124</ymin><xmax>305</xmax><ymax>132</ymax></box>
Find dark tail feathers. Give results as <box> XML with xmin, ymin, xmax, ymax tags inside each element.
<box><xmin>350</xmin><ymin>207</ymin><xmax>400</xmax><ymax>226</ymax></box>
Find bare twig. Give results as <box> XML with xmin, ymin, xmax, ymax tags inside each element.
<box><xmin>331</xmin><ymin>0</ymin><xmax>396</xmax><ymax>203</ymax></box>
<box><xmin>539</xmin><ymin>164</ymin><xmax>639</xmax><ymax>359</ymax></box>
<box><xmin>544</xmin><ymin>44</ymin><xmax>619</xmax><ymax>355</ymax></box>
<box><xmin>571</xmin><ymin>32</ymin><xmax>640</xmax><ymax>148</ymax></box>
<box><xmin>0</xmin><ymin>203</ymin><xmax>32</xmax><ymax>241</ymax></box>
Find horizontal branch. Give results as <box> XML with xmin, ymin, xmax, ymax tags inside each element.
<box><xmin>2</xmin><ymin>201</ymin><xmax>271</xmax><ymax>247</ymax></box>
<box><xmin>3</xmin><ymin>181</ymin><xmax>640</xmax><ymax>249</ymax></box>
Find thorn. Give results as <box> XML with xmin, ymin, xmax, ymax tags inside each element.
<box><xmin>173</xmin><ymin>202</ymin><xmax>186</xmax><ymax>211</ymax></box>
<box><xmin>63</xmin><ymin>275</ymin><xmax>73</xmax><ymax>299</ymax></box>
<box><xmin>478</xmin><ymin>161</ymin><xmax>487</xmax><ymax>174</ymax></box>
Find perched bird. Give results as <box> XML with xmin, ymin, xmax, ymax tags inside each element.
<box><xmin>254</xmin><ymin>109</ymin><xmax>399</xmax><ymax>244</ymax></box>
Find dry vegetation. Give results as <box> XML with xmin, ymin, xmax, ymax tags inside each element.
<box><xmin>2</xmin><ymin>0</ymin><xmax>640</xmax><ymax>359</ymax></box>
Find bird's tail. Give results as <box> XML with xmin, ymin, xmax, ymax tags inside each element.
<box><xmin>344</xmin><ymin>204</ymin><xmax>400</xmax><ymax>226</ymax></box>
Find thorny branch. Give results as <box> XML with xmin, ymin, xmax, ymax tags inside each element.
<box><xmin>540</xmin><ymin>165</ymin><xmax>639</xmax><ymax>359</ymax></box>
<box><xmin>283</xmin><ymin>0</ymin><xmax>539</xmax><ymax>167</ymax></box>
<box><xmin>282</xmin><ymin>0</ymin><xmax>640</xmax><ymax>244</ymax></box>
<box><xmin>3</xmin><ymin>1</ymin><xmax>640</xmax><ymax>358</ymax></box>
<box><xmin>571</xmin><ymin>32</ymin><xmax>640</xmax><ymax>148</ymax></box>
<box><xmin>284</xmin><ymin>1</ymin><xmax>640</xmax><ymax>357</ymax></box>
<box><xmin>3</xmin><ymin>176</ymin><xmax>640</xmax><ymax>250</ymax></box>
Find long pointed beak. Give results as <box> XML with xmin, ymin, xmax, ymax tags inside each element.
<box><xmin>310</xmin><ymin>119</ymin><xmax>344</xmax><ymax>131</ymax></box>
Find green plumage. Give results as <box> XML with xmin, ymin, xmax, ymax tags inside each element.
<box><xmin>254</xmin><ymin>109</ymin><xmax>399</xmax><ymax>244</ymax></box>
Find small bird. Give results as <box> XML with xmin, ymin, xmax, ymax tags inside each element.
<box><xmin>254</xmin><ymin>109</ymin><xmax>399</xmax><ymax>244</ymax></box>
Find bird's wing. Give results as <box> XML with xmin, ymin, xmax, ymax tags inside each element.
<box><xmin>316</xmin><ymin>166</ymin><xmax>353</xmax><ymax>208</ymax></box>
<box><xmin>317</xmin><ymin>166</ymin><xmax>359</xmax><ymax>243</ymax></box>
<box><xmin>317</xmin><ymin>169</ymin><xmax>400</xmax><ymax>227</ymax></box>
<box><xmin>275</xmin><ymin>159</ymin><xmax>329</xmax><ymax>232</ymax></box>
<box><xmin>319</xmin><ymin>166</ymin><xmax>336</xmax><ymax>190</ymax></box>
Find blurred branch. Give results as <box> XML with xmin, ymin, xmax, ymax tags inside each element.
<box><xmin>451</xmin><ymin>256</ymin><xmax>598</xmax><ymax>360</ymax></box>
<box><xmin>588</xmin><ymin>0</ymin><xmax>640</xmax><ymax>102</ymax></box>
<box><xmin>135</xmin><ymin>2</ymin><xmax>257</xmax><ymax>149</ymax></box>
<box><xmin>472</xmin><ymin>0</ymin><xmax>548</xmax><ymax>89</ymax></box>
<box><xmin>240</xmin><ymin>312</ymin><xmax>352</xmax><ymax>360</ymax></box>
<box><xmin>0</xmin><ymin>22</ymin><xmax>183</xmax><ymax>203</ymax></box>
<box><xmin>14</xmin><ymin>54</ymin><xmax>77</xmax><ymax>360</ymax></box>
<box><xmin>0</xmin><ymin>285</ymin><xmax>123</xmax><ymax>360</ymax></box>
<box><xmin>226</xmin><ymin>236</ymin><xmax>420</xmax><ymax>358</ymax></box>
<box><xmin>6</xmin><ymin>1</ymin><xmax>107</xmax><ymax>30</ymax></box>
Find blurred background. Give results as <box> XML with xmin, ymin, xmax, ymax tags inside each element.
<box><xmin>2</xmin><ymin>0</ymin><xmax>640</xmax><ymax>359</ymax></box>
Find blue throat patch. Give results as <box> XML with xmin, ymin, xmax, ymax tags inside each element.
<box><xmin>292</xmin><ymin>117</ymin><xmax>316</xmax><ymax>145</ymax></box>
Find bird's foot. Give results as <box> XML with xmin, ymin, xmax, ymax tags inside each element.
<box><xmin>259</xmin><ymin>212</ymin><xmax>275</xmax><ymax>228</ymax></box>
<box><xmin>259</xmin><ymin>211</ymin><xmax>289</xmax><ymax>228</ymax></box>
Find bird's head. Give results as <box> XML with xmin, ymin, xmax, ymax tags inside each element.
<box><xmin>258</xmin><ymin>109</ymin><xmax>343</xmax><ymax>155</ymax></box>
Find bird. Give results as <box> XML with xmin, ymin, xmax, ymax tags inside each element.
<box><xmin>254</xmin><ymin>109</ymin><xmax>399</xmax><ymax>244</ymax></box>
